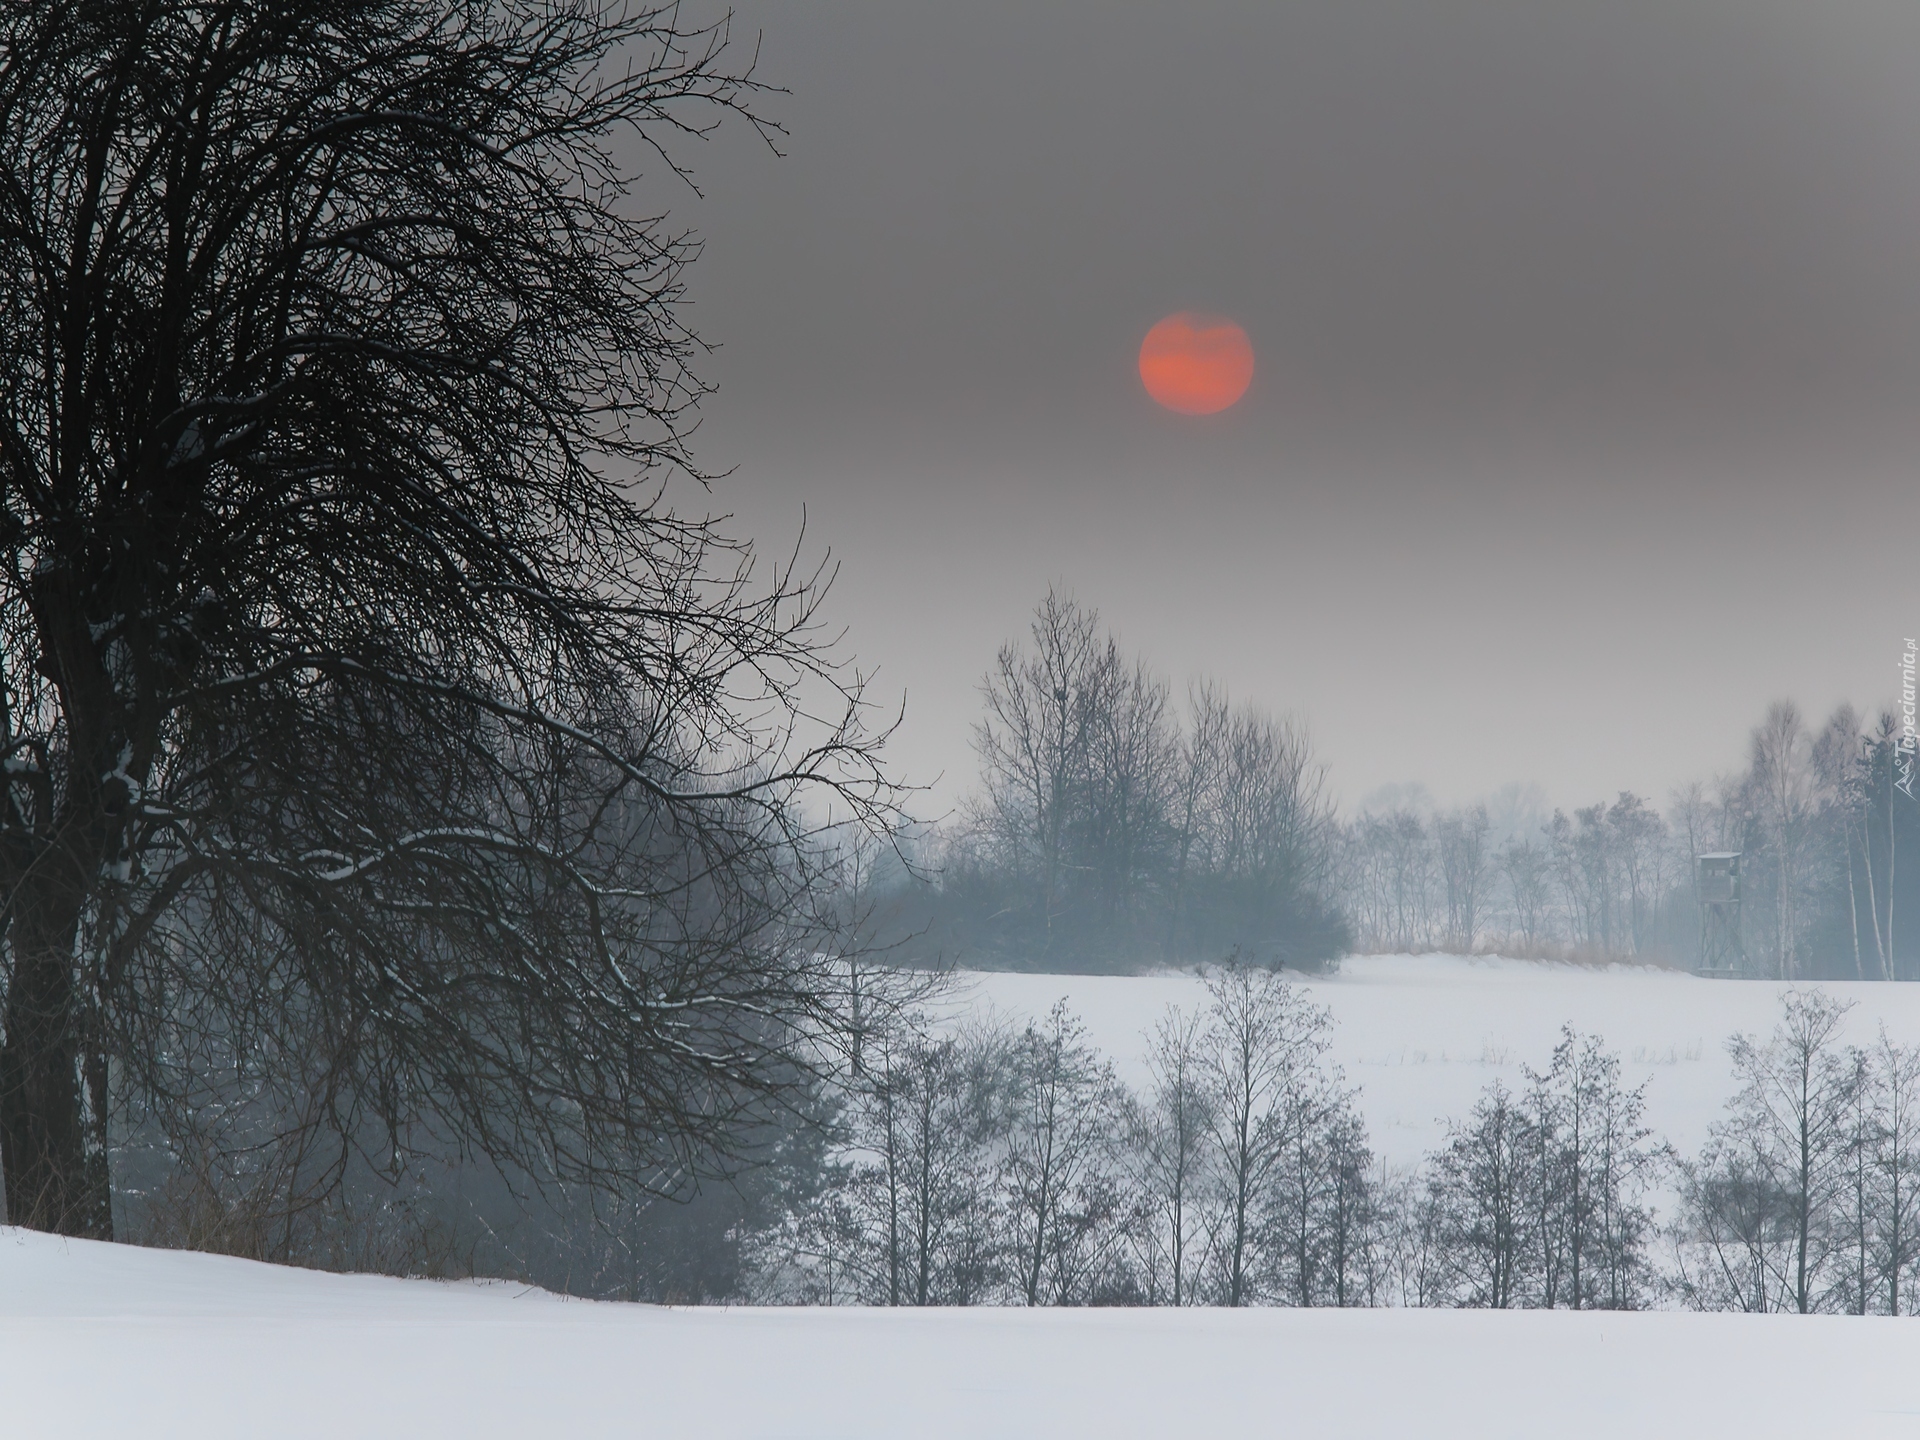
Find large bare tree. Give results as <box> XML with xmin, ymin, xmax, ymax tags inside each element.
<box><xmin>972</xmin><ymin>590</ymin><xmax>1107</xmax><ymax>953</ymax></box>
<box><xmin>0</xmin><ymin>1</ymin><xmax>898</xmax><ymax>1236</ymax></box>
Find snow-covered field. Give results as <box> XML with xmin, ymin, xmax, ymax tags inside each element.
<box><xmin>12</xmin><ymin>956</ymin><xmax>1920</xmax><ymax>1438</ymax></box>
<box><xmin>5</xmin><ymin>1226</ymin><xmax>1920</xmax><ymax>1438</ymax></box>
<box><xmin>952</xmin><ymin>954</ymin><xmax>1920</xmax><ymax>1172</ymax></box>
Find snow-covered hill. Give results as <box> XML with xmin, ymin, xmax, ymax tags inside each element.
<box><xmin>4</xmin><ymin>1226</ymin><xmax>1919</xmax><ymax>1438</ymax></box>
<box><xmin>10</xmin><ymin>959</ymin><xmax>1920</xmax><ymax>1437</ymax></box>
<box><xmin>951</xmin><ymin>955</ymin><xmax>1920</xmax><ymax>1170</ymax></box>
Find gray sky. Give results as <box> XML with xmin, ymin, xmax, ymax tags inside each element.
<box><xmin>660</xmin><ymin>0</ymin><xmax>1920</xmax><ymax>815</ymax></box>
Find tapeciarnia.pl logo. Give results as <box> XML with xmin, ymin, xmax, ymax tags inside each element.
<box><xmin>1899</xmin><ymin>639</ymin><xmax>1917</xmax><ymax>799</ymax></box>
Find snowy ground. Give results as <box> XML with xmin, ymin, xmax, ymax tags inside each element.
<box><xmin>5</xmin><ymin>1227</ymin><xmax>1920</xmax><ymax>1438</ymax></box>
<box><xmin>12</xmin><ymin>959</ymin><xmax>1920</xmax><ymax>1437</ymax></box>
<box><xmin>951</xmin><ymin>954</ymin><xmax>1920</xmax><ymax>1173</ymax></box>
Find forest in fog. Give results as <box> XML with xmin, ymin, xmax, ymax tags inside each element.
<box><xmin>864</xmin><ymin>593</ymin><xmax>1920</xmax><ymax>982</ymax></box>
<box><xmin>743</xmin><ymin>974</ymin><xmax>1920</xmax><ymax>1316</ymax></box>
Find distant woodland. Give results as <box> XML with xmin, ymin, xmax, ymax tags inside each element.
<box><xmin>860</xmin><ymin>592</ymin><xmax>1920</xmax><ymax>980</ymax></box>
<box><xmin>747</xmin><ymin>979</ymin><xmax>1920</xmax><ymax>1315</ymax></box>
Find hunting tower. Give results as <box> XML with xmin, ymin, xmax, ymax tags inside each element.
<box><xmin>1696</xmin><ymin>852</ymin><xmax>1744</xmax><ymax>977</ymax></box>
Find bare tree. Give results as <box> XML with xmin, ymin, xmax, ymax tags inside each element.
<box><xmin>1079</xmin><ymin>656</ymin><xmax>1176</xmax><ymax>954</ymax></box>
<box><xmin>972</xmin><ymin>592</ymin><xmax>1108</xmax><ymax>954</ymax></box>
<box><xmin>1264</xmin><ymin>1063</ymin><xmax>1371</xmax><ymax>1307</ymax></box>
<box><xmin>1836</xmin><ymin>1045</ymin><xmax>1878</xmax><ymax>1313</ymax></box>
<box><xmin>1163</xmin><ymin>684</ymin><xmax>1228</xmax><ymax>964</ymax></box>
<box><xmin>1675</xmin><ymin>991</ymin><xmax>1857</xmax><ymax>1312</ymax></box>
<box><xmin>1436</xmin><ymin>806</ymin><xmax>1490</xmax><ymax>953</ymax></box>
<box><xmin>1315</xmin><ymin>1108</ymin><xmax>1383</xmax><ymax>1306</ymax></box>
<box><xmin>1186</xmin><ymin>705</ymin><xmax>1342</xmax><ymax>966</ymax></box>
<box><xmin>1548</xmin><ymin>805</ymin><xmax>1619</xmax><ymax>953</ymax></box>
<box><xmin>1813</xmin><ymin>708</ymin><xmax>1876</xmax><ymax>981</ymax></box>
<box><xmin>1855</xmin><ymin>714</ymin><xmax>1905</xmax><ymax>982</ymax></box>
<box><xmin>1498</xmin><ymin>837</ymin><xmax>1551</xmax><ymax>954</ymax></box>
<box><xmin>0</xmin><ymin>0</ymin><xmax>902</xmax><ymax>1237</ymax></box>
<box><xmin>1003</xmin><ymin>1000</ymin><xmax>1132</xmax><ymax>1305</ymax></box>
<box><xmin>856</xmin><ymin>1025</ymin><xmax>1015</xmax><ymax>1306</ymax></box>
<box><xmin>1524</xmin><ymin>1027</ymin><xmax>1661</xmax><ymax>1309</ymax></box>
<box><xmin>1198</xmin><ymin>959</ymin><xmax>1332</xmax><ymax>1305</ymax></box>
<box><xmin>1869</xmin><ymin>1030</ymin><xmax>1920</xmax><ymax>1314</ymax></box>
<box><xmin>1427</xmin><ymin>1081</ymin><xmax>1535</xmax><ymax>1308</ymax></box>
<box><xmin>1606</xmin><ymin>793</ymin><xmax>1666</xmax><ymax>957</ymax></box>
<box><xmin>1418</xmin><ymin>1032</ymin><xmax>1660</xmax><ymax>1311</ymax></box>
<box><xmin>1749</xmin><ymin>702</ymin><xmax>1817</xmax><ymax>979</ymax></box>
<box><xmin>1349</xmin><ymin>809</ymin><xmax>1436</xmax><ymax>953</ymax></box>
<box><xmin>1373</xmin><ymin>1163</ymin><xmax>1446</xmax><ymax>1308</ymax></box>
<box><xmin>962</xmin><ymin>601</ymin><xmax>1344</xmax><ymax>971</ymax></box>
<box><xmin>1131</xmin><ymin>1004</ymin><xmax>1211</xmax><ymax>1304</ymax></box>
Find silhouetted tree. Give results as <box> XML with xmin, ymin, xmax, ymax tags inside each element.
<box><xmin>0</xmin><ymin>0</ymin><xmax>899</xmax><ymax>1236</ymax></box>
<box><xmin>963</xmin><ymin>595</ymin><xmax>1342</xmax><ymax>971</ymax></box>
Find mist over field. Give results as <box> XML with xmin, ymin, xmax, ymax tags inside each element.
<box><xmin>5</xmin><ymin>2</ymin><xmax>1920</xmax><ymax>1435</ymax></box>
<box><xmin>686</xmin><ymin>0</ymin><xmax>1920</xmax><ymax>818</ymax></box>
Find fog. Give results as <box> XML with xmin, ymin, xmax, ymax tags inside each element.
<box><xmin>659</xmin><ymin>0</ymin><xmax>1920</xmax><ymax>813</ymax></box>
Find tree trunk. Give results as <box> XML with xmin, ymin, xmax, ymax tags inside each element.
<box><xmin>0</xmin><ymin>903</ymin><xmax>111</xmax><ymax>1238</ymax></box>
<box><xmin>1846</xmin><ymin>830</ymin><xmax>1866</xmax><ymax>981</ymax></box>
<box><xmin>1170</xmin><ymin>1171</ymin><xmax>1185</xmax><ymax>1306</ymax></box>
<box><xmin>1796</xmin><ymin>1068</ymin><xmax>1812</xmax><ymax>1314</ymax></box>
<box><xmin>1863</xmin><ymin>815</ymin><xmax>1890</xmax><ymax>982</ymax></box>
<box><xmin>1880</xmin><ymin>741</ymin><xmax>1900</xmax><ymax>978</ymax></box>
<box><xmin>882</xmin><ymin>1075</ymin><xmax>900</xmax><ymax>1307</ymax></box>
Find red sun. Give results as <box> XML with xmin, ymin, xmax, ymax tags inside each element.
<box><xmin>1138</xmin><ymin>312</ymin><xmax>1254</xmax><ymax>415</ymax></box>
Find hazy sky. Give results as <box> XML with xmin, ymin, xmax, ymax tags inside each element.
<box><xmin>656</xmin><ymin>0</ymin><xmax>1920</xmax><ymax>816</ymax></box>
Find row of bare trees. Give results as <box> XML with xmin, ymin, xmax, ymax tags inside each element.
<box><xmin>751</xmin><ymin>965</ymin><xmax>1389</xmax><ymax>1306</ymax></box>
<box><xmin>1336</xmin><ymin>701</ymin><xmax>1920</xmax><ymax>977</ymax></box>
<box><xmin>750</xmin><ymin>964</ymin><xmax>1673</xmax><ymax>1309</ymax></box>
<box><xmin>1716</xmin><ymin>703</ymin><xmax>1916</xmax><ymax>981</ymax></box>
<box><xmin>747</xmin><ymin>980</ymin><xmax>1920</xmax><ymax>1314</ymax></box>
<box><xmin>1403</xmin><ymin>1031</ymin><xmax>1664</xmax><ymax>1308</ymax></box>
<box><xmin>895</xmin><ymin>593</ymin><xmax>1347</xmax><ymax>973</ymax></box>
<box><xmin>1673</xmin><ymin>991</ymin><xmax>1920</xmax><ymax>1314</ymax></box>
<box><xmin>1339</xmin><ymin>793</ymin><xmax>1679</xmax><ymax>959</ymax></box>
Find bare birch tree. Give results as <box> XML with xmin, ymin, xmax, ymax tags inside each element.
<box><xmin>1750</xmin><ymin>703</ymin><xmax>1817</xmax><ymax>979</ymax></box>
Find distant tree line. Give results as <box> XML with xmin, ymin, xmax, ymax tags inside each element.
<box><xmin>875</xmin><ymin>593</ymin><xmax>1349</xmax><ymax>974</ymax></box>
<box><xmin>875</xmin><ymin>597</ymin><xmax>1919</xmax><ymax>980</ymax></box>
<box><xmin>742</xmin><ymin>971</ymin><xmax>1920</xmax><ymax>1315</ymax></box>
<box><xmin>1336</xmin><ymin>701</ymin><xmax>1920</xmax><ymax>979</ymax></box>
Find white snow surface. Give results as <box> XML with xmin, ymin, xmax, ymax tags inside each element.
<box><xmin>10</xmin><ymin>956</ymin><xmax>1920</xmax><ymax>1437</ymax></box>
<box><xmin>948</xmin><ymin>954</ymin><xmax>1920</xmax><ymax>1173</ymax></box>
<box><xmin>5</xmin><ymin>1226</ymin><xmax>1920</xmax><ymax>1438</ymax></box>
